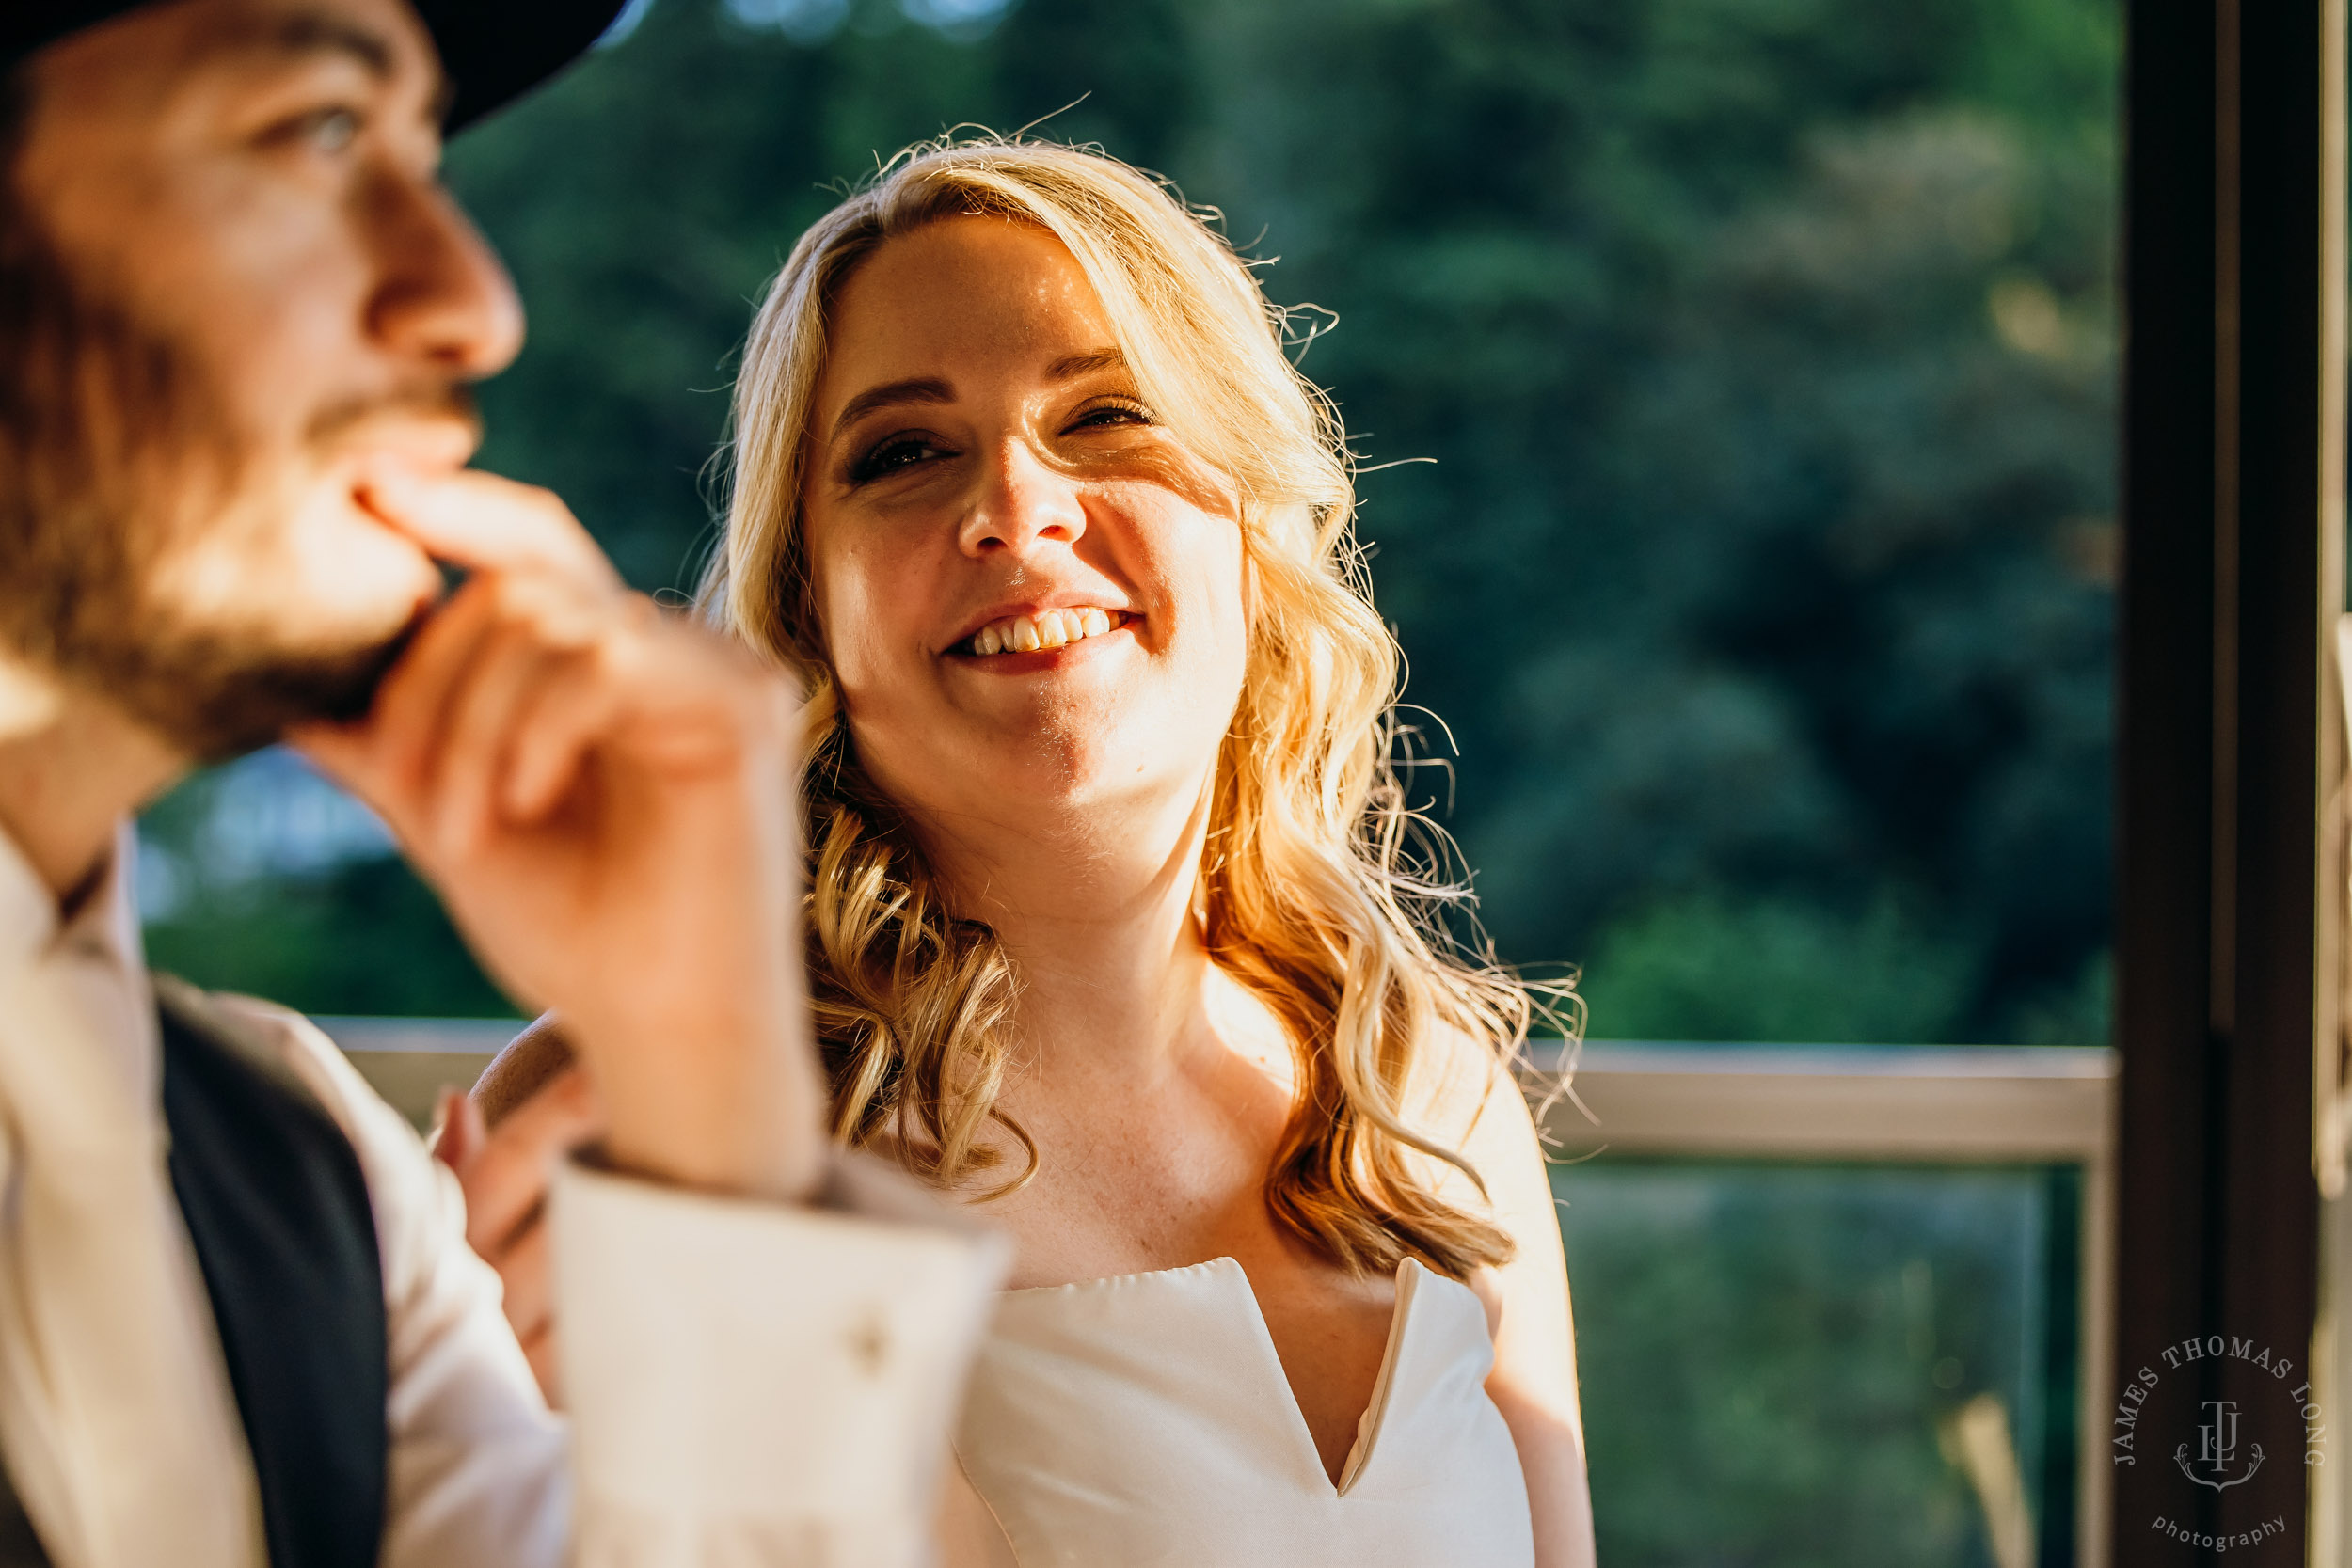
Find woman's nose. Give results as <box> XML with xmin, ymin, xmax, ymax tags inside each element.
<box><xmin>957</xmin><ymin>440</ymin><xmax>1089</xmax><ymax>559</ymax></box>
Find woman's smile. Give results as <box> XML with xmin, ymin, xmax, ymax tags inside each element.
<box><xmin>951</xmin><ymin>606</ymin><xmax>1139</xmax><ymax>660</ymax></box>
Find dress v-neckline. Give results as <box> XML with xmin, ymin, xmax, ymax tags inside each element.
<box><xmin>1004</xmin><ymin>1254</ymin><xmax>1427</xmax><ymax>1495</ymax></box>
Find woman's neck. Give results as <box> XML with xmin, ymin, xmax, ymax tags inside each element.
<box><xmin>915</xmin><ymin>783</ymin><xmax>1220</xmax><ymax>1085</ymax></box>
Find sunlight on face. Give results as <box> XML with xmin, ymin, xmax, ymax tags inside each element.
<box><xmin>3</xmin><ymin>0</ymin><xmax>522</xmax><ymax>752</ymax></box>
<box><xmin>802</xmin><ymin>216</ymin><xmax>1251</xmax><ymax>828</ymax></box>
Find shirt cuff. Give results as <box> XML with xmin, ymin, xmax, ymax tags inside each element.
<box><xmin>550</xmin><ymin>1152</ymin><xmax>1008</xmax><ymax>1567</ymax></box>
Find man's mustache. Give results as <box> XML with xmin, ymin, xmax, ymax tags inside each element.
<box><xmin>305</xmin><ymin>384</ymin><xmax>483</xmax><ymax>454</ymax></box>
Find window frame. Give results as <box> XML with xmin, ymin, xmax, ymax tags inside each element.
<box><xmin>2114</xmin><ymin>0</ymin><xmax>2348</xmax><ymax>1559</ymax></box>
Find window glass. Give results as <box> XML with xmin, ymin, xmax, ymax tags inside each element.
<box><xmin>1558</xmin><ymin>1159</ymin><xmax>2081</xmax><ymax>1565</ymax></box>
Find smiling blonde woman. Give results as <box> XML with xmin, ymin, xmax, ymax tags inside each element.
<box><xmin>473</xmin><ymin>135</ymin><xmax>1597</xmax><ymax>1567</ymax></box>
<box><xmin>710</xmin><ymin>135</ymin><xmax>1597</xmax><ymax>1568</ymax></box>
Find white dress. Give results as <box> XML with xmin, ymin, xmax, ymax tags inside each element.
<box><xmin>955</xmin><ymin>1256</ymin><xmax>1536</xmax><ymax>1567</ymax></box>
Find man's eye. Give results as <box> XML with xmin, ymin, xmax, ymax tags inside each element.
<box><xmin>271</xmin><ymin>106</ymin><xmax>363</xmax><ymax>153</ymax></box>
<box><xmin>310</xmin><ymin>107</ymin><xmax>363</xmax><ymax>150</ymax></box>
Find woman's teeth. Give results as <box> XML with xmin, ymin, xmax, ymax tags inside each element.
<box><xmin>968</xmin><ymin>608</ymin><xmax>1118</xmax><ymax>657</ymax></box>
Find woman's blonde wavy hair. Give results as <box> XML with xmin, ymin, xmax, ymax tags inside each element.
<box><xmin>701</xmin><ymin>136</ymin><xmax>1569</xmax><ymax>1280</ymax></box>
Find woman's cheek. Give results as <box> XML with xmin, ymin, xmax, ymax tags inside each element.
<box><xmin>830</xmin><ymin>607</ymin><xmax>913</xmax><ymax>718</ymax></box>
<box><xmin>813</xmin><ymin>538</ymin><xmax>911</xmax><ymax>689</ymax></box>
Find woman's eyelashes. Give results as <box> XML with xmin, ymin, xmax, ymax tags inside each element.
<box><xmin>1065</xmin><ymin>395</ymin><xmax>1154</xmax><ymax>433</ymax></box>
<box><xmin>846</xmin><ymin>431</ymin><xmax>958</xmax><ymax>486</ymax></box>
<box><xmin>839</xmin><ymin>396</ymin><xmax>1156</xmax><ymax>488</ymax></box>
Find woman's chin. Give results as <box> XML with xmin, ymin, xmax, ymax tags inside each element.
<box><xmin>894</xmin><ymin>727</ymin><xmax>1160</xmax><ymax>816</ymax></box>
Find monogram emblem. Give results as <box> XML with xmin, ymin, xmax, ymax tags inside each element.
<box><xmin>2174</xmin><ymin>1400</ymin><xmax>2265</xmax><ymax>1491</ymax></box>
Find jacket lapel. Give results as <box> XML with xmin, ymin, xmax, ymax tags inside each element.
<box><xmin>154</xmin><ymin>978</ymin><xmax>387</xmax><ymax>1568</ymax></box>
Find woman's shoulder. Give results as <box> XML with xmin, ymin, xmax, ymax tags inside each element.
<box><xmin>1404</xmin><ymin>1022</ymin><xmax>1526</xmax><ymax>1153</ymax></box>
<box><xmin>1399</xmin><ymin>1021</ymin><xmax>1558</xmax><ymax>1258</ymax></box>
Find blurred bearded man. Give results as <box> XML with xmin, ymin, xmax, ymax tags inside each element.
<box><xmin>0</xmin><ymin>4</ymin><xmax>1001</xmax><ymax>1566</ymax></box>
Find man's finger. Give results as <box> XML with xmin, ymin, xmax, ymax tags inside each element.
<box><xmin>426</xmin><ymin>628</ymin><xmax>565</xmax><ymax>861</ymax></box>
<box><xmin>290</xmin><ymin>575</ymin><xmax>507</xmax><ymax>834</ymax></box>
<box><xmin>503</xmin><ymin>617</ymin><xmax>793</xmax><ymax>823</ymax></box>
<box><xmin>360</xmin><ymin>467</ymin><xmax>620</xmax><ymax>590</ymax></box>
<box><xmin>432</xmin><ymin>1086</ymin><xmax>485</xmax><ymax>1173</ymax></box>
<box><xmin>459</xmin><ymin>1067</ymin><xmax>603</xmax><ymax>1258</ymax></box>
<box><xmin>498</xmin><ymin>643</ymin><xmax>636</xmax><ymax>824</ymax></box>
<box><xmin>519</xmin><ymin>1323</ymin><xmax>563</xmax><ymax>1409</ymax></box>
<box><xmin>495</xmin><ymin>1218</ymin><xmax>554</xmax><ymax>1352</ymax></box>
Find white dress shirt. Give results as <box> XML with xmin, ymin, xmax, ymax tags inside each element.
<box><xmin>0</xmin><ymin>823</ymin><xmax>1004</xmax><ymax>1568</ymax></box>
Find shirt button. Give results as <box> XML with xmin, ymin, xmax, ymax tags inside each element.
<box><xmin>848</xmin><ymin>1307</ymin><xmax>891</xmax><ymax>1376</ymax></box>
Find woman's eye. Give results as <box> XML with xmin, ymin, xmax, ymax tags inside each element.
<box><xmin>849</xmin><ymin>435</ymin><xmax>951</xmax><ymax>484</ymax></box>
<box><xmin>1070</xmin><ymin>400</ymin><xmax>1152</xmax><ymax>432</ymax></box>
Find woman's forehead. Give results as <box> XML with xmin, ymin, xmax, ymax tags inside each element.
<box><xmin>820</xmin><ymin>217</ymin><xmax>1118</xmax><ymax>396</ymax></box>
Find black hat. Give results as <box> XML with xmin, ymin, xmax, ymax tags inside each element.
<box><xmin>1</xmin><ymin>0</ymin><xmax>630</xmax><ymax>131</ymax></box>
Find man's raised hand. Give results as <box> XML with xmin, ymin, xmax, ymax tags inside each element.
<box><xmin>295</xmin><ymin>469</ymin><xmax>824</xmax><ymax>1203</ymax></box>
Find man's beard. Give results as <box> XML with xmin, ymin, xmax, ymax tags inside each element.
<box><xmin>0</xmin><ymin>184</ymin><xmax>445</xmax><ymax>762</ymax></box>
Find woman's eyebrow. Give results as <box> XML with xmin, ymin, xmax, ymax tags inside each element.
<box><xmin>830</xmin><ymin>377</ymin><xmax>954</xmax><ymax>440</ymax></box>
<box><xmin>826</xmin><ymin>353</ymin><xmax>1122</xmax><ymax>441</ymax></box>
<box><xmin>1048</xmin><ymin>350</ymin><xmax>1127</xmax><ymax>381</ymax></box>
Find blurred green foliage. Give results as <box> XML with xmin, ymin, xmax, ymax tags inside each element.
<box><xmin>1579</xmin><ymin>891</ymin><xmax>1983</xmax><ymax>1044</ymax></box>
<box><xmin>1556</xmin><ymin>1158</ymin><xmax>2079</xmax><ymax>1567</ymax></box>
<box><xmin>145</xmin><ymin>0</ymin><xmax>2119</xmax><ymax>1049</ymax></box>
<box><xmin>144</xmin><ymin>855</ymin><xmax>513</xmax><ymax>1019</ymax></box>
<box><xmin>138</xmin><ymin>764</ymin><xmax>515</xmax><ymax>1018</ymax></box>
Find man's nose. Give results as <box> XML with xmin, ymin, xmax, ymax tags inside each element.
<box><xmin>364</xmin><ymin>173</ymin><xmax>526</xmax><ymax>380</ymax></box>
<box><xmin>958</xmin><ymin>440</ymin><xmax>1089</xmax><ymax>559</ymax></box>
